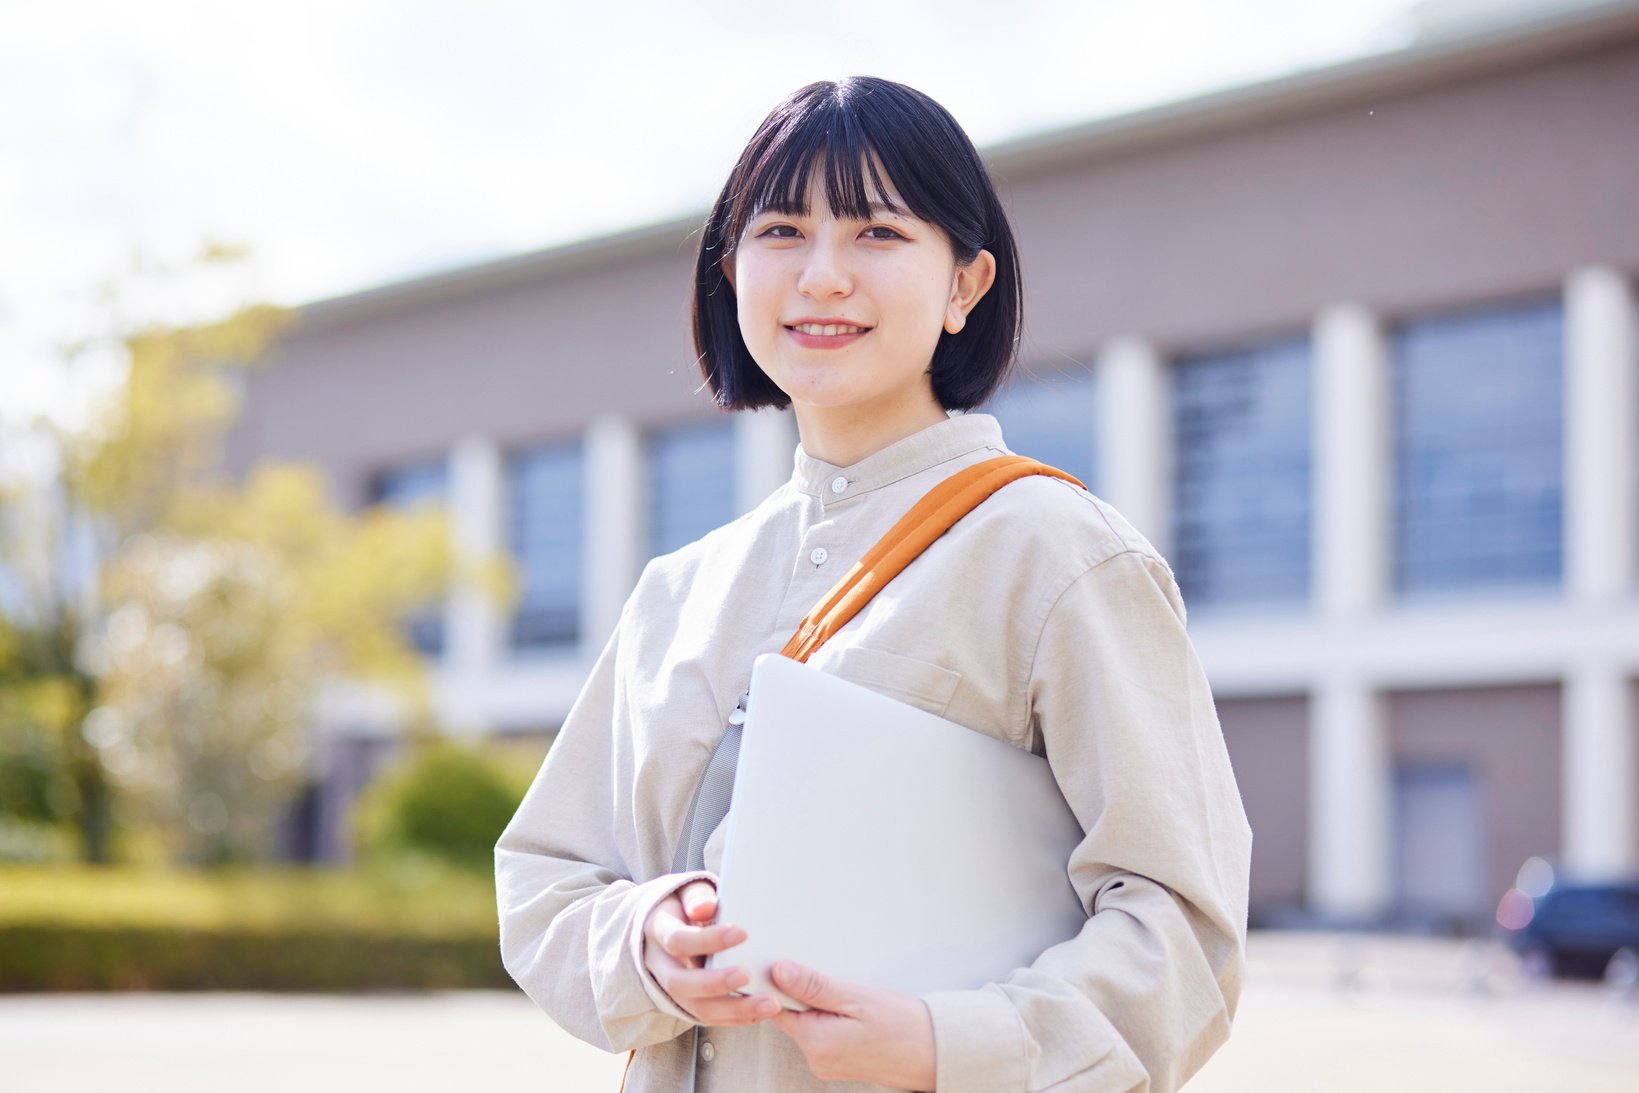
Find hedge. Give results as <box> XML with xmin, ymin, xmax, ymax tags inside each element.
<box><xmin>0</xmin><ymin>864</ymin><xmax>513</xmax><ymax>992</ymax></box>
<box><xmin>351</xmin><ymin>740</ymin><xmax>531</xmax><ymax>873</ymax></box>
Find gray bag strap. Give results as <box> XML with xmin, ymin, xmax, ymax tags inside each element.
<box><xmin>670</xmin><ymin>689</ymin><xmax>749</xmax><ymax>874</ymax></box>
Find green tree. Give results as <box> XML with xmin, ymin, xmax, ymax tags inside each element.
<box><xmin>0</xmin><ymin>610</ymin><xmax>93</xmax><ymax>863</ymax></box>
<box><xmin>0</xmin><ymin>449</ymin><xmax>121</xmax><ymax>863</ymax></box>
<box><xmin>0</xmin><ymin>243</ymin><xmax>500</xmax><ymax>864</ymax></box>
<box><xmin>87</xmin><ymin>468</ymin><xmax>455</xmax><ymax>864</ymax></box>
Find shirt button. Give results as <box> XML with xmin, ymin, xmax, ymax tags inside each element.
<box><xmin>810</xmin><ymin>547</ymin><xmax>829</xmax><ymax>566</ymax></box>
<box><xmin>830</xmin><ymin>475</ymin><xmax>848</xmax><ymax>494</ymax></box>
<box><xmin>700</xmin><ymin>1040</ymin><xmax>716</xmax><ymax>1064</ymax></box>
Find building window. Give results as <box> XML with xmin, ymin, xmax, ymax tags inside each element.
<box><xmin>508</xmin><ymin>439</ymin><xmax>585</xmax><ymax>650</ymax></box>
<box><xmin>373</xmin><ymin>459</ymin><xmax>447</xmax><ymax>510</ymax></box>
<box><xmin>1172</xmin><ymin>339</ymin><xmax>1312</xmax><ymax>608</ymax></box>
<box><xmin>371</xmin><ymin>458</ymin><xmax>449</xmax><ymax>657</ymax></box>
<box><xmin>1393</xmin><ymin>300</ymin><xmax>1563</xmax><ymax>595</ymax></box>
<box><xmin>648</xmin><ymin>419</ymin><xmax>736</xmax><ymax>558</ymax></box>
<box><xmin>984</xmin><ymin>370</ymin><xmax>1097</xmax><ymax>490</ymax></box>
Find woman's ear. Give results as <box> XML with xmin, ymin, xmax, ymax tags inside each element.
<box><xmin>944</xmin><ymin>249</ymin><xmax>997</xmax><ymax>335</ymax></box>
<box><xmin>720</xmin><ymin>251</ymin><xmax>737</xmax><ymax>292</ymax></box>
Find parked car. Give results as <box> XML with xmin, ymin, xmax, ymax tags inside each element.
<box><xmin>1497</xmin><ymin>873</ymin><xmax>1639</xmax><ymax>979</ymax></box>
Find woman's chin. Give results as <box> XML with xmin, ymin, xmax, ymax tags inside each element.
<box><xmin>766</xmin><ymin>376</ymin><xmax>873</xmax><ymax>413</ymax></box>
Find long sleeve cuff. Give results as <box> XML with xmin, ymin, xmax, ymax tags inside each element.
<box><xmin>923</xmin><ymin>985</ymin><xmax>1029</xmax><ymax>1093</ymax></box>
<box><xmin>630</xmin><ymin>870</ymin><xmax>719</xmax><ymax>1023</ymax></box>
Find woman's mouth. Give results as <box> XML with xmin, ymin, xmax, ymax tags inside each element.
<box><xmin>785</xmin><ymin>321</ymin><xmax>871</xmax><ymax>348</ymax></box>
<box><xmin>788</xmin><ymin>322</ymin><xmax>870</xmax><ymax>336</ymax></box>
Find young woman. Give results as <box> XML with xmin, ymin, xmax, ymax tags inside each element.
<box><xmin>496</xmin><ymin>76</ymin><xmax>1251</xmax><ymax>1092</ymax></box>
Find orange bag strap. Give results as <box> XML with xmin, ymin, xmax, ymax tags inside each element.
<box><xmin>780</xmin><ymin>454</ymin><xmax>1083</xmax><ymax>664</ymax></box>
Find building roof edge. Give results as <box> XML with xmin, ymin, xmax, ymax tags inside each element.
<box><xmin>294</xmin><ymin>213</ymin><xmax>702</xmax><ymax>334</ymax></box>
<box><xmin>985</xmin><ymin>0</ymin><xmax>1639</xmax><ymax>178</ymax></box>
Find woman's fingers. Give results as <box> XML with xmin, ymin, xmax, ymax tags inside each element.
<box><xmin>640</xmin><ymin>882</ymin><xmax>778</xmax><ymax>1027</ymax></box>
<box><xmin>660</xmin><ymin>962</ymin><xmax>752</xmax><ymax>1000</ymax></box>
<box><xmin>650</xmin><ymin>955</ymin><xmax>783</xmax><ymax>1025</ymax></box>
<box><xmin>687</xmin><ymin>992</ymin><xmax>785</xmax><ymax>1027</ymax></box>
<box><xmin>659</xmin><ymin>964</ymin><xmax>781</xmax><ymax>1024</ymax></box>
<box><xmin>643</xmin><ymin>895</ymin><xmax>687</xmax><ymax>957</ymax></box>
<box><xmin>645</xmin><ymin>895</ymin><xmax>739</xmax><ymax>957</ymax></box>
<box><xmin>657</xmin><ymin>920</ymin><xmax>747</xmax><ymax>961</ymax></box>
<box><xmin>678</xmin><ymin>879</ymin><xmax>718</xmax><ymax>922</ymax></box>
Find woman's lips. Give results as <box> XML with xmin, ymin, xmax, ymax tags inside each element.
<box><xmin>784</xmin><ymin>322</ymin><xmax>871</xmax><ymax>349</ymax></box>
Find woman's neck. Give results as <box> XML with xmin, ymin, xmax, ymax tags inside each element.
<box><xmin>792</xmin><ymin>395</ymin><xmax>950</xmax><ymax>468</ymax></box>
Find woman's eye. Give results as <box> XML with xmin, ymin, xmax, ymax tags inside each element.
<box><xmin>864</xmin><ymin>225</ymin><xmax>905</xmax><ymax>241</ymax></box>
<box><xmin>759</xmin><ymin>224</ymin><xmax>799</xmax><ymax>239</ymax></box>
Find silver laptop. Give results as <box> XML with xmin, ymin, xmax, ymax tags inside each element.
<box><xmin>708</xmin><ymin>653</ymin><xmax>1086</xmax><ymax>1009</ymax></box>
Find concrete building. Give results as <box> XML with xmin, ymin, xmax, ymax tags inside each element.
<box><xmin>226</xmin><ymin>0</ymin><xmax>1639</xmax><ymax>931</ymax></box>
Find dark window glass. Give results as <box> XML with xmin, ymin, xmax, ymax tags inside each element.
<box><xmin>372</xmin><ymin>458</ymin><xmax>449</xmax><ymax>657</ymax></box>
<box><xmin>648</xmin><ymin>420</ymin><xmax>736</xmax><ymax>558</ymax></box>
<box><xmin>1393</xmin><ymin>300</ymin><xmax>1563</xmax><ymax>595</ymax></box>
<box><xmin>373</xmin><ymin>460</ymin><xmax>448</xmax><ymax>510</ymax></box>
<box><xmin>1172</xmin><ymin>339</ymin><xmax>1312</xmax><ymax>608</ymax></box>
<box><xmin>984</xmin><ymin>370</ymin><xmax>1098</xmax><ymax>490</ymax></box>
<box><xmin>508</xmin><ymin>440</ymin><xmax>584</xmax><ymax>650</ymax></box>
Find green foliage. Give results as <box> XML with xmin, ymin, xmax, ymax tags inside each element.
<box><xmin>352</xmin><ymin>742</ymin><xmax>531</xmax><ymax>872</ymax></box>
<box><xmin>0</xmin><ymin>243</ymin><xmax>506</xmax><ymax>866</ymax></box>
<box><xmin>0</xmin><ymin>819</ymin><xmax>76</xmax><ymax>864</ymax></box>
<box><xmin>0</xmin><ymin>863</ymin><xmax>507</xmax><ymax>991</ymax></box>
<box><xmin>0</xmin><ymin>926</ymin><xmax>508</xmax><ymax>992</ymax></box>
<box><xmin>0</xmin><ymin>925</ymin><xmax>508</xmax><ymax>992</ymax></box>
<box><xmin>89</xmin><ymin>476</ymin><xmax>458</xmax><ymax>865</ymax></box>
<box><xmin>0</xmin><ymin>721</ymin><xmax>71</xmax><ymax>824</ymax></box>
<box><xmin>0</xmin><ymin>614</ymin><xmax>107</xmax><ymax>863</ymax></box>
<box><xmin>63</xmin><ymin>295</ymin><xmax>294</xmax><ymax>539</ymax></box>
<box><xmin>0</xmin><ymin>247</ymin><xmax>295</xmax><ymax>865</ymax></box>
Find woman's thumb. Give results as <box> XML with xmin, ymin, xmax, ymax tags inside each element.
<box><xmin>773</xmin><ymin>961</ymin><xmax>846</xmax><ymax>1011</ymax></box>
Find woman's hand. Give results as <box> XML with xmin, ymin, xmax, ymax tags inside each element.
<box><xmin>770</xmin><ymin>960</ymin><xmax>937</xmax><ymax>1091</ymax></box>
<box><xmin>642</xmin><ymin>879</ymin><xmax>783</xmax><ymax>1027</ymax></box>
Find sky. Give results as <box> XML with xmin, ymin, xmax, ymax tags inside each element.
<box><xmin>0</xmin><ymin>0</ymin><xmax>1445</xmax><ymax>440</ymax></box>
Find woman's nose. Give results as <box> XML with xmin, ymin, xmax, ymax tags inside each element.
<box><xmin>796</xmin><ymin>236</ymin><xmax>852</xmax><ymax>298</ymax></box>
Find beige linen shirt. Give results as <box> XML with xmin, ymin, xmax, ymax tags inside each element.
<box><xmin>495</xmin><ymin>412</ymin><xmax>1252</xmax><ymax>1093</ymax></box>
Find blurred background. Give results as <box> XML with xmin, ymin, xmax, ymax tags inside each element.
<box><xmin>2</xmin><ymin>0</ymin><xmax>1637</xmax><ymax>1088</ymax></box>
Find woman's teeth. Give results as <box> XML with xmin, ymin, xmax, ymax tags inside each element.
<box><xmin>791</xmin><ymin>323</ymin><xmax>867</xmax><ymax>336</ymax></box>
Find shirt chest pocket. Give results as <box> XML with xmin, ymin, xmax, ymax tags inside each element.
<box><xmin>823</xmin><ymin>645</ymin><xmax>963</xmax><ymax>718</ymax></box>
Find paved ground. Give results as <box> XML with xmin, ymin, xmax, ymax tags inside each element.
<box><xmin>1188</xmin><ymin>933</ymin><xmax>1639</xmax><ymax>1092</ymax></box>
<box><xmin>0</xmin><ymin>989</ymin><xmax>630</xmax><ymax>1091</ymax></box>
<box><xmin>2</xmin><ymin>932</ymin><xmax>1636</xmax><ymax>1091</ymax></box>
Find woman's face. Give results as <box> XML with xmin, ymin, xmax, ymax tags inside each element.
<box><xmin>729</xmin><ymin>171</ymin><xmax>994</xmax><ymax>421</ymax></box>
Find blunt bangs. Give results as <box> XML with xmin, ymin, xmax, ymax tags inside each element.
<box><xmin>693</xmin><ymin>76</ymin><xmax>1022</xmax><ymax>413</ymax></box>
<box><xmin>727</xmin><ymin>109</ymin><xmax>911</xmax><ymax>259</ymax></box>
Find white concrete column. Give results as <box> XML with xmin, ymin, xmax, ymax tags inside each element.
<box><xmin>1313</xmin><ymin>304</ymin><xmax>1391</xmax><ymax>615</ymax></box>
<box><xmin>1565</xmin><ymin>267</ymin><xmax>1638</xmax><ymax>603</ymax></box>
<box><xmin>1309</xmin><ymin>678</ymin><xmax>1393</xmax><ymax>920</ymax></box>
<box><xmin>1309</xmin><ymin>301</ymin><xmax>1395</xmax><ymax>927</ymax></box>
<box><xmin>1563</xmin><ymin>665</ymin><xmax>1639</xmax><ymax>879</ymax></box>
<box><xmin>734</xmin><ymin>409</ymin><xmax>799</xmax><ymax>515</ymax></box>
<box><xmin>446</xmin><ymin>436</ymin><xmax>504</xmax><ymax>681</ymax></box>
<box><xmin>583</xmin><ymin>415</ymin><xmax>645</xmax><ymax>654</ymax></box>
<box><xmin>1095</xmin><ymin>337</ymin><xmax>1172</xmax><ymax>558</ymax></box>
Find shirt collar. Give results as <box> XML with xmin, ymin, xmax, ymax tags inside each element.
<box><xmin>790</xmin><ymin>412</ymin><xmax>1007</xmax><ymax>505</ymax></box>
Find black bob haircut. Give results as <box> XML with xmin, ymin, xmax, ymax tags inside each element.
<box><xmin>692</xmin><ymin>76</ymin><xmax>1022</xmax><ymax>412</ymax></box>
